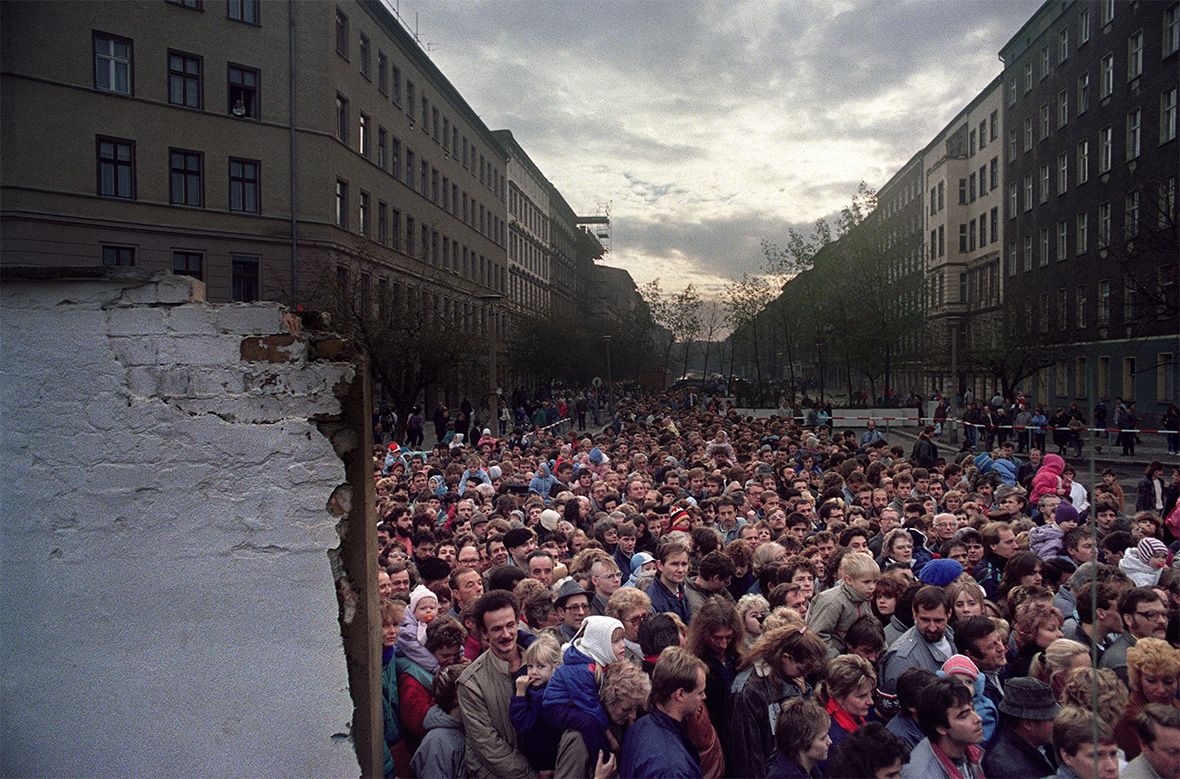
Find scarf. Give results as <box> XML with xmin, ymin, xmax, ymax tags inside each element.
<box><xmin>929</xmin><ymin>740</ymin><xmax>985</xmax><ymax>779</ymax></box>
<box><xmin>825</xmin><ymin>696</ymin><xmax>864</xmax><ymax>734</ymax></box>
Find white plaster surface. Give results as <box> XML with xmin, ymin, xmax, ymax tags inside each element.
<box><xmin>1</xmin><ymin>275</ymin><xmax>360</xmax><ymax>777</ymax></box>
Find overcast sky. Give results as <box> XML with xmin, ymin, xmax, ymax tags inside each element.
<box><xmin>393</xmin><ymin>0</ymin><xmax>1045</xmax><ymax>299</ymax></box>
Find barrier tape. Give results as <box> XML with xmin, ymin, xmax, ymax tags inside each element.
<box><xmin>788</xmin><ymin>413</ymin><xmax>1176</xmax><ymax>436</ymax></box>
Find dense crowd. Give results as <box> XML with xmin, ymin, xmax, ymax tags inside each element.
<box><xmin>369</xmin><ymin>389</ymin><xmax>1180</xmax><ymax>779</ymax></box>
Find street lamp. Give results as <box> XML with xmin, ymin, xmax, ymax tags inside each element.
<box><xmin>603</xmin><ymin>335</ymin><xmax>613</xmax><ymax>415</ymax></box>
<box><xmin>476</xmin><ymin>293</ymin><xmax>504</xmax><ymax>426</ymax></box>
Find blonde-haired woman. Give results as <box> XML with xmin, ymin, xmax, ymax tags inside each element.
<box><xmin>1028</xmin><ymin>638</ymin><xmax>1090</xmax><ymax>701</ymax></box>
<box><xmin>1116</xmin><ymin>637</ymin><xmax>1180</xmax><ymax>760</ymax></box>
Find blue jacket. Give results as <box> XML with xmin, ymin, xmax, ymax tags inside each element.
<box><xmin>509</xmin><ymin>684</ymin><xmax>562</xmax><ymax>771</ymax></box>
<box><xmin>528</xmin><ymin>464</ymin><xmax>557</xmax><ymax>505</ymax></box>
<box><xmin>646</xmin><ymin>576</ymin><xmax>690</xmax><ymax>623</ymax></box>
<box><xmin>543</xmin><ymin>645</ymin><xmax>609</xmax><ymax>729</ymax></box>
<box><xmin>766</xmin><ymin>752</ymin><xmax>823</xmax><ymax>778</ymax></box>
<box><xmin>620</xmin><ymin>708</ymin><xmax>702</xmax><ymax>779</ymax></box>
<box><xmin>886</xmin><ymin>711</ymin><xmax>926</xmax><ymax>749</ymax></box>
<box><xmin>410</xmin><ymin>705</ymin><xmax>468</xmax><ymax>779</ymax></box>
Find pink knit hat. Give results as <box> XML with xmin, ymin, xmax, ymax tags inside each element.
<box><xmin>942</xmin><ymin>654</ymin><xmax>979</xmax><ymax>681</ymax></box>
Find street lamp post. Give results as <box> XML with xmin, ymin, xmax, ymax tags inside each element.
<box><xmin>476</xmin><ymin>293</ymin><xmax>504</xmax><ymax>428</ymax></box>
<box><xmin>603</xmin><ymin>335</ymin><xmax>613</xmax><ymax>415</ymax></box>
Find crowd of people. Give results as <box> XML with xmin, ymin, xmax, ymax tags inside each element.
<box><xmin>368</xmin><ymin>388</ymin><xmax>1180</xmax><ymax>779</ymax></box>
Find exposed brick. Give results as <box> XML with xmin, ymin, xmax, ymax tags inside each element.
<box><xmin>241</xmin><ymin>334</ymin><xmax>306</xmax><ymax>363</ymax></box>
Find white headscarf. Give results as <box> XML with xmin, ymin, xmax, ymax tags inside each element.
<box><xmin>570</xmin><ymin>615</ymin><xmax>624</xmax><ymax>667</ymax></box>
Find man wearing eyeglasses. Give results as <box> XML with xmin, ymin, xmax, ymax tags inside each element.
<box><xmin>588</xmin><ymin>558</ymin><xmax>622</xmax><ymax>616</ymax></box>
<box><xmin>1099</xmin><ymin>587</ymin><xmax>1169</xmax><ymax>685</ymax></box>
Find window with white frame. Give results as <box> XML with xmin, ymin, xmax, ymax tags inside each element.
<box><xmin>1041</xmin><ymin>228</ymin><xmax>1051</xmax><ymax>266</ymax></box>
<box><xmin>1080</xmin><ymin>8</ymin><xmax>1091</xmax><ymax>43</ymax></box>
<box><xmin>1100</xmin><ymin>53</ymin><xmax>1114</xmax><ymax>98</ymax></box>
<box><xmin>1078</xmin><ymin>71</ymin><xmax>1090</xmax><ymax>114</ymax></box>
<box><xmin>1024</xmin><ymin>174</ymin><xmax>1034</xmax><ymax>211</ymax></box>
<box><xmin>1058</xmin><ymin>220</ymin><xmax>1069</xmax><ymax>258</ymax></box>
<box><xmin>1077</xmin><ymin>212</ymin><xmax>1089</xmax><ymax>254</ymax></box>
<box><xmin>1098</xmin><ymin>280</ymin><xmax>1110</xmax><ymax>324</ymax></box>
<box><xmin>1126</xmin><ymin>108</ymin><xmax>1141</xmax><ymax>160</ymax></box>
<box><xmin>1041</xmin><ymin>104</ymin><xmax>1051</xmax><ymax>140</ymax></box>
<box><xmin>1125</xmin><ymin>191</ymin><xmax>1139</xmax><ymax>239</ymax></box>
<box><xmin>1059</xmin><ymin>27</ymin><xmax>1069</xmax><ymax>63</ymax></box>
<box><xmin>1078</xmin><ymin>139</ymin><xmax>1090</xmax><ymax>183</ymax></box>
<box><xmin>95</xmin><ymin>33</ymin><xmax>132</xmax><ymax>94</ymax></box>
<box><xmin>1041</xmin><ymin>164</ymin><xmax>1051</xmax><ymax>203</ymax></box>
<box><xmin>1076</xmin><ymin>286</ymin><xmax>1087</xmax><ymax>328</ymax></box>
<box><xmin>1165</xmin><ymin>4</ymin><xmax>1179</xmax><ymax>57</ymax></box>
<box><xmin>1127</xmin><ymin>31</ymin><xmax>1143</xmax><ymax>80</ymax></box>
<box><xmin>1024</xmin><ymin>235</ymin><xmax>1033</xmax><ymax>272</ymax></box>
<box><xmin>1058</xmin><ymin>89</ymin><xmax>1069</xmax><ymax>127</ymax></box>
<box><xmin>1058</xmin><ymin>152</ymin><xmax>1069</xmax><ymax>193</ymax></box>
<box><xmin>1162</xmin><ymin>87</ymin><xmax>1177</xmax><ymax>143</ymax></box>
<box><xmin>1098</xmin><ymin>202</ymin><xmax>1111</xmax><ymax>248</ymax></box>
<box><xmin>1099</xmin><ymin>126</ymin><xmax>1112</xmax><ymax>172</ymax></box>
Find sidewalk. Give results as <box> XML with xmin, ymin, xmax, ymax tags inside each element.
<box><xmin>881</xmin><ymin>420</ymin><xmax>1177</xmax><ymax>473</ymax></box>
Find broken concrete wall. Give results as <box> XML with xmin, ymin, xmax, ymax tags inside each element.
<box><xmin>0</xmin><ymin>268</ymin><xmax>371</xmax><ymax>777</ymax></box>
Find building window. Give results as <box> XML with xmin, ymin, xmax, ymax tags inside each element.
<box><xmin>173</xmin><ymin>251</ymin><xmax>203</xmax><ymax>280</ymax></box>
<box><xmin>1057</xmin><ymin>152</ymin><xmax>1068</xmax><ymax>193</ymax></box>
<box><xmin>168</xmin><ymin>51</ymin><xmax>201</xmax><ymax>108</ymax></box>
<box><xmin>391</xmin><ymin>209</ymin><xmax>401</xmax><ymax>250</ymax></box>
<box><xmin>1009</xmin><ymin>182</ymin><xmax>1018</xmax><ymax>216</ymax></box>
<box><xmin>377</xmin><ymin>126</ymin><xmax>387</xmax><ymax>169</ymax></box>
<box><xmin>1080</xmin><ymin>9</ymin><xmax>1091</xmax><ymax>44</ymax></box>
<box><xmin>228</xmin><ymin>64</ymin><xmax>258</xmax><ymax>118</ymax></box>
<box><xmin>335</xmin><ymin>8</ymin><xmax>348</xmax><ymax>58</ymax></box>
<box><xmin>1126</xmin><ymin>191</ymin><xmax>1140</xmax><ymax>239</ymax></box>
<box><xmin>1058</xmin><ymin>220</ymin><xmax>1069</xmax><ymax>258</ymax></box>
<box><xmin>1077</xmin><ymin>211</ymin><xmax>1089</xmax><ymax>254</ymax></box>
<box><xmin>1128</xmin><ymin>30</ymin><xmax>1144</xmax><ymax>80</ymax></box>
<box><xmin>1058</xmin><ymin>288</ymin><xmax>1068</xmax><ymax>330</ymax></box>
<box><xmin>1041</xmin><ymin>46</ymin><xmax>1051</xmax><ymax>79</ymax></box>
<box><xmin>391</xmin><ymin>135</ymin><xmax>401</xmax><ymax>179</ymax></box>
<box><xmin>1098</xmin><ymin>280</ymin><xmax>1111</xmax><ymax>324</ymax></box>
<box><xmin>1097</xmin><ymin>202</ymin><xmax>1114</xmax><ymax>249</ymax></box>
<box><xmin>1023</xmin><ymin>174</ymin><xmax>1033</xmax><ymax>211</ymax></box>
<box><xmin>1024</xmin><ymin>61</ymin><xmax>1033</xmax><ymax>93</ymax></box>
<box><xmin>228</xmin><ymin>0</ymin><xmax>258</xmax><ymax>24</ymax></box>
<box><xmin>391</xmin><ymin>64</ymin><xmax>401</xmax><ymax>105</ymax></box>
<box><xmin>168</xmin><ymin>0</ymin><xmax>202</xmax><ymax>8</ymax></box>
<box><xmin>1008</xmin><ymin>77</ymin><xmax>1017</xmax><ymax>106</ymax></box>
<box><xmin>377</xmin><ymin>51</ymin><xmax>388</xmax><ymax>94</ymax></box>
<box><xmin>1124</xmin><ymin>278</ymin><xmax>1136</xmax><ymax>322</ymax></box>
<box><xmin>1041</xmin><ymin>228</ymin><xmax>1051</xmax><ymax>266</ymax></box>
<box><xmin>1078</xmin><ymin>71</ymin><xmax>1090</xmax><ymax>115</ymax></box>
<box><xmin>1162</xmin><ymin>177</ymin><xmax>1177</xmax><ymax>228</ymax></box>
<box><xmin>406</xmin><ymin>148</ymin><xmax>414</xmax><ymax>188</ymax></box>
<box><xmin>359</xmin><ymin>190</ymin><xmax>369</xmax><ymax>235</ymax></box>
<box><xmin>1078</xmin><ymin>139</ymin><xmax>1090</xmax><ymax>183</ymax></box>
<box><xmin>336</xmin><ymin>179</ymin><xmax>348</xmax><ymax>228</ymax></box>
<box><xmin>378</xmin><ymin>200</ymin><xmax>388</xmax><ymax>245</ymax></box>
<box><xmin>421</xmin><ymin>96</ymin><xmax>430</xmax><ymax>134</ymax></box>
<box><xmin>989</xmin><ymin>157</ymin><xmax>998</xmax><ymax>191</ymax></box>
<box><xmin>1099</xmin><ymin>126</ymin><xmax>1113</xmax><ymax>173</ymax></box>
<box><xmin>1040</xmin><ymin>164</ymin><xmax>1051</xmax><ymax>203</ymax></box>
<box><xmin>1126</xmin><ymin>108</ymin><xmax>1141</xmax><ymax>160</ymax></box>
<box><xmin>1162</xmin><ymin>88</ymin><xmax>1177</xmax><ymax>143</ymax></box>
<box><xmin>1058</xmin><ymin>90</ymin><xmax>1069</xmax><ymax>127</ymax></box>
<box><xmin>1024</xmin><ymin>116</ymin><xmax>1033</xmax><ymax>151</ymax></box>
<box><xmin>335</xmin><ymin>94</ymin><xmax>348</xmax><ymax>143</ymax></box>
<box><xmin>228</xmin><ymin>158</ymin><xmax>258</xmax><ymax>213</ymax></box>
<box><xmin>938</xmin><ymin>225</ymin><xmax>945</xmax><ymax>257</ymax></box>
<box><xmin>169</xmin><ymin>149</ymin><xmax>202</xmax><ymax>206</ymax></box>
<box><xmin>102</xmin><ymin>245</ymin><xmax>135</xmax><ymax>266</ymax></box>
<box><xmin>407</xmin><ymin>81</ymin><xmax>416</xmax><ymax>121</ymax></box>
<box><xmin>990</xmin><ymin>207</ymin><xmax>998</xmax><ymax>242</ymax></box>
<box><xmin>405</xmin><ymin>216</ymin><xmax>415</xmax><ymax>255</ymax></box>
<box><xmin>969</xmin><ymin>172</ymin><xmax>977</xmax><ymax>202</ymax></box>
<box><xmin>97</xmin><ymin>136</ymin><xmax>134</xmax><ymax>198</ymax></box>
<box><xmin>979</xmin><ymin>211</ymin><xmax>988</xmax><ymax>245</ymax></box>
<box><xmin>970</xmin><ymin>128</ymin><xmax>977</xmax><ymax>157</ymax></box>
<box><xmin>94</xmin><ymin>33</ymin><xmax>132</xmax><ymax>94</ymax></box>
<box><xmin>359</xmin><ymin>33</ymin><xmax>370</xmax><ymax>78</ymax></box>
<box><xmin>231</xmin><ymin>256</ymin><xmax>259</xmax><ymax>302</ymax></box>
<box><xmin>1100</xmin><ymin>53</ymin><xmax>1114</xmax><ymax>98</ymax></box>
<box><xmin>1101</xmin><ymin>0</ymin><xmax>1114</xmax><ymax>26</ymax></box>
<box><xmin>1024</xmin><ymin>235</ymin><xmax>1034</xmax><ymax>272</ymax></box>
<box><xmin>359</xmin><ymin>112</ymin><xmax>369</xmax><ymax>157</ymax></box>
<box><xmin>1076</xmin><ymin>288</ymin><xmax>1087</xmax><ymax>329</ymax></box>
<box><xmin>1059</xmin><ymin>27</ymin><xmax>1069</xmax><ymax>63</ymax></box>
<box><xmin>937</xmin><ymin>181</ymin><xmax>945</xmax><ymax>210</ymax></box>
<box><xmin>969</xmin><ymin>220</ymin><xmax>977</xmax><ymax>251</ymax></box>
<box><xmin>1166</xmin><ymin>4</ymin><xmax>1180</xmax><ymax>57</ymax></box>
<box><xmin>1008</xmin><ymin>128</ymin><xmax>1018</xmax><ymax>161</ymax></box>
<box><xmin>1039</xmin><ymin>294</ymin><xmax>1050</xmax><ymax>333</ymax></box>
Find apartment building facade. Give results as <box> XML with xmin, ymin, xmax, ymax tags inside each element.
<box><xmin>1</xmin><ymin>0</ymin><xmax>510</xmax><ymax>323</ymax></box>
<box><xmin>1000</xmin><ymin>0</ymin><xmax>1178</xmax><ymax>413</ymax></box>
<box><xmin>924</xmin><ymin>77</ymin><xmax>1007</xmax><ymax>398</ymax></box>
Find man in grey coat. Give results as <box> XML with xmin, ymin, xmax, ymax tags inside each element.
<box><xmin>878</xmin><ymin>586</ymin><xmax>956</xmax><ymax>712</ymax></box>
